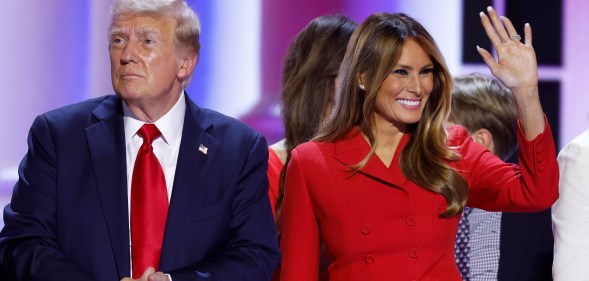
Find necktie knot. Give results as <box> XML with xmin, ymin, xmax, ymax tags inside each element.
<box><xmin>137</xmin><ymin>124</ymin><xmax>161</xmax><ymax>145</ymax></box>
<box><xmin>463</xmin><ymin>206</ymin><xmax>472</xmax><ymax>216</ymax></box>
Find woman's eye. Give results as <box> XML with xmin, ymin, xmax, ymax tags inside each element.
<box><xmin>421</xmin><ymin>68</ymin><xmax>434</xmax><ymax>74</ymax></box>
<box><xmin>393</xmin><ymin>69</ymin><xmax>408</xmax><ymax>75</ymax></box>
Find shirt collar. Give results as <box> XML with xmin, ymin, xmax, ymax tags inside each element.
<box><xmin>123</xmin><ymin>92</ymin><xmax>186</xmax><ymax>148</ymax></box>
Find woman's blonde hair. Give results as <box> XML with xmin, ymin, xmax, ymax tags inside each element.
<box><xmin>315</xmin><ymin>12</ymin><xmax>467</xmax><ymax>217</ymax></box>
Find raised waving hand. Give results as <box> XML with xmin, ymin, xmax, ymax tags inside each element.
<box><xmin>478</xmin><ymin>6</ymin><xmax>545</xmax><ymax>140</ymax></box>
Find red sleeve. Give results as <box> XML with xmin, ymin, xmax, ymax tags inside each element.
<box><xmin>450</xmin><ymin>116</ymin><xmax>559</xmax><ymax>212</ymax></box>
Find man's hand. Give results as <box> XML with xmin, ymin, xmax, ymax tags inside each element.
<box><xmin>120</xmin><ymin>267</ymin><xmax>171</xmax><ymax>281</ymax></box>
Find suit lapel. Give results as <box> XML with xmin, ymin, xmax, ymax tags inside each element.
<box><xmin>333</xmin><ymin>128</ymin><xmax>410</xmax><ymax>188</ymax></box>
<box><xmin>85</xmin><ymin>96</ymin><xmax>130</xmax><ymax>278</ymax></box>
<box><xmin>159</xmin><ymin>95</ymin><xmax>219</xmax><ymax>271</ymax></box>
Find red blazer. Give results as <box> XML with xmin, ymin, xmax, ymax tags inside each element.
<box><xmin>279</xmin><ymin>122</ymin><xmax>558</xmax><ymax>281</ymax></box>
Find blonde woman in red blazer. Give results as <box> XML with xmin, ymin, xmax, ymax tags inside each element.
<box><xmin>279</xmin><ymin>7</ymin><xmax>558</xmax><ymax>281</ymax></box>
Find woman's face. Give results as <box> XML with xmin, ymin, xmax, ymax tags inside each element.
<box><xmin>373</xmin><ymin>39</ymin><xmax>435</xmax><ymax>133</ymax></box>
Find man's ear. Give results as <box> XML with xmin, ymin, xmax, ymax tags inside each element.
<box><xmin>178</xmin><ymin>54</ymin><xmax>198</xmax><ymax>80</ymax></box>
<box><xmin>472</xmin><ymin>128</ymin><xmax>495</xmax><ymax>154</ymax></box>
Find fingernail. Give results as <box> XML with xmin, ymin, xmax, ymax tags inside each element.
<box><xmin>476</xmin><ymin>45</ymin><xmax>481</xmax><ymax>51</ymax></box>
<box><xmin>479</xmin><ymin>11</ymin><xmax>484</xmax><ymax>17</ymax></box>
<box><xmin>487</xmin><ymin>6</ymin><xmax>494</xmax><ymax>12</ymax></box>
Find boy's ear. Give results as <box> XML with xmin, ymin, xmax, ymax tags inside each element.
<box><xmin>472</xmin><ymin>128</ymin><xmax>495</xmax><ymax>154</ymax></box>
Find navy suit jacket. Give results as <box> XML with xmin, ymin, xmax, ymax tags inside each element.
<box><xmin>498</xmin><ymin>210</ymin><xmax>553</xmax><ymax>281</ymax></box>
<box><xmin>0</xmin><ymin>95</ymin><xmax>280</xmax><ymax>281</ymax></box>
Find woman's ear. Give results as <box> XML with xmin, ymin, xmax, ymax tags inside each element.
<box><xmin>472</xmin><ymin>128</ymin><xmax>495</xmax><ymax>154</ymax></box>
<box><xmin>358</xmin><ymin>73</ymin><xmax>367</xmax><ymax>90</ymax></box>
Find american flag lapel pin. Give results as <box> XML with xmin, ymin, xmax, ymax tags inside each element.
<box><xmin>198</xmin><ymin>144</ymin><xmax>208</xmax><ymax>155</ymax></box>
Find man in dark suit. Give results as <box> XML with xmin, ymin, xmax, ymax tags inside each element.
<box><xmin>449</xmin><ymin>73</ymin><xmax>553</xmax><ymax>281</ymax></box>
<box><xmin>0</xmin><ymin>1</ymin><xmax>280</xmax><ymax>280</ymax></box>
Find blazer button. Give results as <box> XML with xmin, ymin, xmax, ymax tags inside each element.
<box><xmin>538</xmin><ymin>162</ymin><xmax>545</xmax><ymax>171</ymax></box>
<box><xmin>365</xmin><ymin>255</ymin><xmax>375</xmax><ymax>264</ymax></box>
<box><xmin>406</xmin><ymin>216</ymin><xmax>416</xmax><ymax>226</ymax></box>
<box><xmin>361</xmin><ymin>225</ymin><xmax>371</xmax><ymax>234</ymax></box>
<box><xmin>408</xmin><ymin>248</ymin><xmax>419</xmax><ymax>258</ymax></box>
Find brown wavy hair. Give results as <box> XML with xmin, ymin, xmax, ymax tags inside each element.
<box><xmin>276</xmin><ymin>15</ymin><xmax>357</xmax><ymax>219</ymax></box>
<box><xmin>315</xmin><ymin>12</ymin><xmax>467</xmax><ymax>217</ymax></box>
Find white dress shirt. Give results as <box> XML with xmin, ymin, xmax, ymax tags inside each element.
<box><xmin>123</xmin><ymin>92</ymin><xmax>186</xmax><ymax>279</ymax></box>
<box><xmin>552</xmin><ymin>129</ymin><xmax>589</xmax><ymax>281</ymax></box>
<box><xmin>123</xmin><ymin>93</ymin><xmax>185</xmax><ymax>204</ymax></box>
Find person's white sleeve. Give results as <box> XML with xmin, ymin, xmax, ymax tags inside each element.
<box><xmin>552</xmin><ymin>131</ymin><xmax>589</xmax><ymax>280</ymax></box>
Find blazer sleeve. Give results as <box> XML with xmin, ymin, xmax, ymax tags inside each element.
<box><xmin>0</xmin><ymin>115</ymin><xmax>96</xmax><ymax>281</ymax></box>
<box><xmin>552</xmin><ymin>131</ymin><xmax>589</xmax><ymax>280</ymax></box>
<box><xmin>279</xmin><ymin>146</ymin><xmax>321</xmax><ymax>281</ymax></box>
<box><xmin>169</xmin><ymin>133</ymin><xmax>281</xmax><ymax>281</ymax></box>
<box><xmin>457</xmin><ymin>117</ymin><xmax>559</xmax><ymax>212</ymax></box>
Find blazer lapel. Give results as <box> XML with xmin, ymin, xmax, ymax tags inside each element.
<box><xmin>85</xmin><ymin>96</ymin><xmax>130</xmax><ymax>278</ymax></box>
<box><xmin>333</xmin><ymin>128</ymin><xmax>410</xmax><ymax>189</ymax></box>
<box><xmin>159</xmin><ymin>95</ymin><xmax>219</xmax><ymax>271</ymax></box>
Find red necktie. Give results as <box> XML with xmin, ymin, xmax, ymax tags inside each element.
<box><xmin>131</xmin><ymin>124</ymin><xmax>168</xmax><ymax>278</ymax></box>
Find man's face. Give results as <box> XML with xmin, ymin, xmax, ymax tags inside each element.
<box><xmin>109</xmin><ymin>14</ymin><xmax>185</xmax><ymax>109</ymax></box>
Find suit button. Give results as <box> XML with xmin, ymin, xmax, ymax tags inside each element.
<box><xmin>406</xmin><ymin>216</ymin><xmax>416</xmax><ymax>226</ymax></box>
<box><xmin>365</xmin><ymin>255</ymin><xmax>375</xmax><ymax>264</ymax></box>
<box><xmin>538</xmin><ymin>162</ymin><xmax>545</xmax><ymax>171</ymax></box>
<box><xmin>361</xmin><ymin>225</ymin><xmax>371</xmax><ymax>234</ymax></box>
<box><xmin>408</xmin><ymin>248</ymin><xmax>419</xmax><ymax>258</ymax></box>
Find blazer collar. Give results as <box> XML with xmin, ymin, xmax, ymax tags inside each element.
<box><xmin>334</xmin><ymin>127</ymin><xmax>411</xmax><ymax>188</ymax></box>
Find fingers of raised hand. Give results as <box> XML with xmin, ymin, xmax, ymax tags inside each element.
<box><xmin>486</xmin><ymin>6</ymin><xmax>511</xmax><ymax>43</ymax></box>
<box><xmin>523</xmin><ymin>23</ymin><xmax>532</xmax><ymax>46</ymax></box>
<box><xmin>479</xmin><ymin>10</ymin><xmax>502</xmax><ymax>47</ymax></box>
<box><xmin>499</xmin><ymin>16</ymin><xmax>521</xmax><ymax>43</ymax></box>
<box><xmin>480</xmin><ymin>6</ymin><xmax>530</xmax><ymax>47</ymax></box>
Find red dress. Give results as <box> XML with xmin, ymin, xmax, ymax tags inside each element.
<box><xmin>268</xmin><ymin>147</ymin><xmax>285</xmax><ymax>280</ymax></box>
<box><xmin>280</xmin><ymin>121</ymin><xmax>559</xmax><ymax>281</ymax></box>
<box><xmin>267</xmin><ymin>147</ymin><xmax>284</xmax><ymax>220</ymax></box>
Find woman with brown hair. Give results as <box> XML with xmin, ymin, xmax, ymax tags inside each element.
<box><xmin>268</xmin><ymin>15</ymin><xmax>357</xmax><ymax>219</ymax></box>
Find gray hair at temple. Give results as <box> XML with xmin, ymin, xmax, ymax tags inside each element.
<box><xmin>109</xmin><ymin>0</ymin><xmax>201</xmax><ymax>58</ymax></box>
